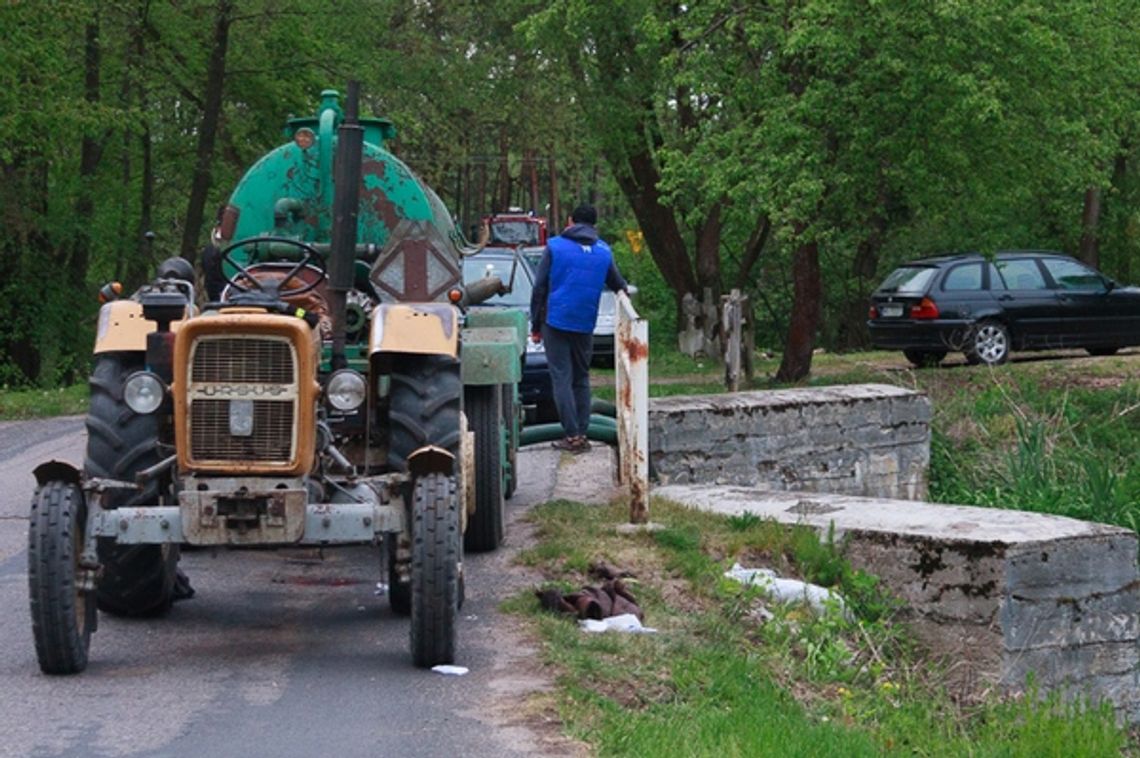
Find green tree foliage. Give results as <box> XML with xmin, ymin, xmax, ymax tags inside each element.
<box><xmin>1</xmin><ymin>1</ymin><xmax>1138</xmax><ymax>385</ymax></box>
<box><xmin>646</xmin><ymin>0</ymin><xmax>1140</xmax><ymax>378</ymax></box>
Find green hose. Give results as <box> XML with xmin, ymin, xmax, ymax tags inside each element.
<box><xmin>590</xmin><ymin>398</ymin><xmax>617</xmax><ymax>417</ymax></box>
<box><xmin>520</xmin><ymin>414</ymin><xmax>618</xmax><ymax>446</ymax></box>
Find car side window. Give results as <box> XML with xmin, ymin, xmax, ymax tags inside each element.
<box><xmin>996</xmin><ymin>259</ymin><xmax>1047</xmax><ymax>290</ymax></box>
<box><xmin>1040</xmin><ymin>258</ymin><xmax>1105</xmax><ymax>292</ymax></box>
<box><xmin>942</xmin><ymin>263</ymin><xmax>983</xmax><ymax>291</ymax></box>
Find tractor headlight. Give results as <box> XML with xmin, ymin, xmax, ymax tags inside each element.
<box><xmin>326</xmin><ymin>369</ymin><xmax>366</xmax><ymax>411</ymax></box>
<box><xmin>123</xmin><ymin>371</ymin><xmax>166</xmax><ymax>414</ymax></box>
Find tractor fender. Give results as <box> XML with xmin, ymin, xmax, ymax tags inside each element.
<box><xmin>370</xmin><ymin>302</ymin><xmax>459</xmax><ymax>358</ymax></box>
<box><xmin>94</xmin><ymin>300</ymin><xmax>187</xmax><ymax>354</ymax></box>
<box><xmin>33</xmin><ymin>460</ymin><xmax>82</xmax><ymax>487</ymax></box>
<box><xmin>406</xmin><ymin>435</ymin><xmax>475</xmax><ymax>523</ymax></box>
<box><xmin>406</xmin><ymin>445</ymin><xmax>455</xmax><ymax>477</ymax></box>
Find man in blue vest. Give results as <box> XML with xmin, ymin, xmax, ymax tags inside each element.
<box><xmin>530</xmin><ymin>204</ymin><xmax>629</xmax><ymax>452</ymax></box>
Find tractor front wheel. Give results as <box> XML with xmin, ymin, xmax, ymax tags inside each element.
<box><xmin>410</xmin><ymin>472</ymin><xmax>461</xmax><ymax>668</ymax></box>
<box><xmin>28</xmin><ymin>480</ymin><xmax>95</xmax><ymax>675</ymax></box>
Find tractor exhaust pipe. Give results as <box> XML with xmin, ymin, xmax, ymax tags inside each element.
<box><xmin>328</xmin><ymin>81</ymin><xmax>364</xmax><ymax>370</ymax></box>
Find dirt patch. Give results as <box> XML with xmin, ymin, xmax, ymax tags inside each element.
<box><xmin>474</xmin><ymin>452</ymin><xmax>593</xmax><ymax>757</ymax></box>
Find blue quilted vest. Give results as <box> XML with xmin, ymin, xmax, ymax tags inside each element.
<box><xmin>546</xmin><ymin>235</ymin><xmax>613</xmax><ymax>334</ymax></box>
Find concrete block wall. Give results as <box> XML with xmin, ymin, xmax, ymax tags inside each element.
<box><xmin>655</xmin><ymin>485</ymin><xmax>1140</xmax><ymax>721</ymax></box>
<box><xmin>648</xmin><ymin>384</ymin><xmax>931</xmax><ymax>500</ymax></box>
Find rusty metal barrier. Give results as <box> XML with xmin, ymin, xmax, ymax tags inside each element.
<box><xmin>614</xmin><ymin>291</ymin><xmax>649</xmax><ymax>522</ymax></box>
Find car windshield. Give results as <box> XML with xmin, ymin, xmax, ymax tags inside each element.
<box><xmin>462</xmin><ymin>255</ymin><xmax>532</xmax><ymax>308</ymax></box>
<box><xmin>489</xmin><ymin>220</ymin><xmax>541</xmax><ymax>246</ymax></box>
<box><xmin>877</xmin><ymin>266</ymin><xmax>937</xmax><ymax>294</ymax></box>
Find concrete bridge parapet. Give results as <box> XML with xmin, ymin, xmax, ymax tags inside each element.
<box><xmin>648</xmin><ymin>384</ymin><xmax>931</xmax><ymax>500</ymax></box>
<box><xmin>655</xmin><ymin>484</ymin><xmax>1140</xmax><ymax>720</ymax></box>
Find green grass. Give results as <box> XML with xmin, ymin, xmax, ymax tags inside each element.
<box><xmin>0</xmin><ymin>383</ymin><xmax>87</xmax><ymax>420</ymax></box>
<box><xmin>532</xmin><ymin>348</ymin><xmax>1140</xmax><ymax>751</ymax></box>
<box><xmin>515</xmin><ymin>499</ymin><xmax>1130</xmax><ymax>756</ymax></box>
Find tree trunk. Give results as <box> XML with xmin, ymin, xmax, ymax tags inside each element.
<box><xmin>775</xmin><ymin>229</ymin><xmax>821</xmax><ymax>383</ymax></box>
<box><xmin>1110</xmin><ymin>153</ymin><xmax>1129</xmax><ymax>282</ymax></box>
<box><xmin>496</xmin><ymin>128</ymin><xmax>511</xmax><ymax>212</ymax></box>
<box><xmin>1078</xmin><ymin>185</ymin><xmax>1101</xmax><ymax>268</ymax></box>
<box><xmin>734</xmin><ymin>215</ymin><xmax>770</xmax><ymax>291</ymax></box>
<box><xmin>548</xmin><ymin>156</ymin><xmax>560</xmax><ymax>230</ymax></box>
<box><xmin>526</xmin><ymin>149</ymin><xmax>540</xmax><ymax>215</ymax></box>
<box><xmin>179</xmin><ymin>0</ymin><xmax>234</xmax><ymax>262</ymax></box>
<box><xmin>695</xmin><ymin>201</ymin><xmax>723</xmax><ymax>298</ymax></box>
<box><xmin>609</xmin><ymin>145</ymin><xmax>698</xmax><ymax>324</ymax></box>
<box><xmin>1</xmin><ymin>153</ymin><xmax>51</xmax><ymax>383</ymax></box>
<box><xmin>462</xmin><ymin>156</ymin><xmax>472</xmax><ymax>235</ymax></box>
<box><xmin>476</xmin><ymin>161</ymin><xmax>487</xmax><ymax>222</ymax></box>
<box><xmin>839</xmin><ymin>195</ymin><xmax>889</xmax><ymax>350</ymax></box>
<box><xmin>69</xmin><ymin>13</ymin><xmax>105</xmax><ymax>291</ymax></box>
<box><xmin>135</xmin><ymin>120</ymin><xmax>154</xmax><ymax>272</ymax></box>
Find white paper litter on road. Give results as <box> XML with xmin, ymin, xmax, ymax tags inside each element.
<box><xmin>724</xmin><ymin>563</ymin><xmax>850</xmax><ymax>619</ymax></box>
<box><xmin>579</xmin><ymin>613</ymin><xmax>657</xmax><ymax>634</ymax></box>
<box><xmin>431</xmin><ymin>665</ymin><xmax>469</xmax><ymax>676</ymax></box>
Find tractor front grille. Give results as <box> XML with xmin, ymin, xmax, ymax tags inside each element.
<box><xmin>187</xmin><ymin>336</ymin><xmax>299</xmax><ymax>466</ymax></box>
<box><xmin>191</xmin><ymin>338</ymin><xmax>294</xmax><ymax>384</ymax></box>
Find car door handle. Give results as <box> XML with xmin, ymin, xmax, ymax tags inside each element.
<box><xmin>998</xmin><ymin>294</ymin><xmax>1014</xmax><ymax>301</ymax></box>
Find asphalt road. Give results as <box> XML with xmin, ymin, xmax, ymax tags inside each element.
<box><xmin>0</xmin><ymin>417</ymin><xmax>566</xmax><ymax>758</ymax></box>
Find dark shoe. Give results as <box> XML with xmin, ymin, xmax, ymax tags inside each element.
<box><xmin>552</xmin><ymin>436</ymin><xmax>591</xmax><ymax>454</ymax></box>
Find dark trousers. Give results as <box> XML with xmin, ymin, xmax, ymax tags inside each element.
<box><xmin>542</xmin><ymin>324</ymin><xmax>594</xmax><ymax>438</ymax></box>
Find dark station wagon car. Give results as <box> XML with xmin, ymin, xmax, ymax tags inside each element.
<box><xmin>867</xmin><ymin>251</ymin><xmax>1140</xmax><ymax>367</ymax></box>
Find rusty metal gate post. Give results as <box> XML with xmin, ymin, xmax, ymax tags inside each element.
<box><xmin>615</xmin><ymin>291</ymin><xmax>649</xmax><ymax>523</ymax></box>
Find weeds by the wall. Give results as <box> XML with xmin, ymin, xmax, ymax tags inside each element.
<box><xmin>927</xmin><ymin>368</ymin><xmax>1140</xmax><ymax>530</ymax></box>
<box><xmin>513</xmin><ymin>498</ymin><xmax>1129</xmax><ymax>755</ymax></box>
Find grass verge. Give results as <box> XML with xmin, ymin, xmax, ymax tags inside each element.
<box><xmin>0</xmin><ymin>384</ymin><xmax>87</xmax><ymax>421</ymax></box>
<box><xmin>512</xmin><ymin>498</ymin><xmax>1130</xmax><ymax>755</ymax></box>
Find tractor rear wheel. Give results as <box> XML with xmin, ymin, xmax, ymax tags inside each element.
<box><xmin>28</xmin><ymin>480</ymin><xmax>95</xmax><ymax>675</ymax></box>
<box><xmin>502</xmin><ymin>383</ymin><xmax>519</xmax><ymax>500</ymax></box>
<box><xmin>410</xmin><ymin>472</ymin><xmax>461</xmax><ymax>668</ymax></box>
<box><xmin>84</xmin><ymin>353</ymin><xmax>180</xmax><ymax>617</ymax></box>
<box><xmin>464</xmin><ymin>385</ymin><xmax>504</xmax><ymax>553</ymax></box>
<box><xmin>387</xmin><ymin>355</ymin><xmax>462</xmax><ymax>472</ymax></box>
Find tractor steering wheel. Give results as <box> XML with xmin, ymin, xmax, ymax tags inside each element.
<box><xmin>220</xmin><ymin>236</ymin><xmax>327</xmax><ymax>299</ymax></box>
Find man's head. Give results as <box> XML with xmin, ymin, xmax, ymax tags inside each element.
<box><xmin>570</xmin><ymin>204</ymin><xmax>597</xmax><ymax>225</ymax></box>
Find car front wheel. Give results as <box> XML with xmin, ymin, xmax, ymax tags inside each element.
<box><xmin>965</xmin><ymin>320</ymin><xmax>1010</xmax><ymax>366</ymax></box>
